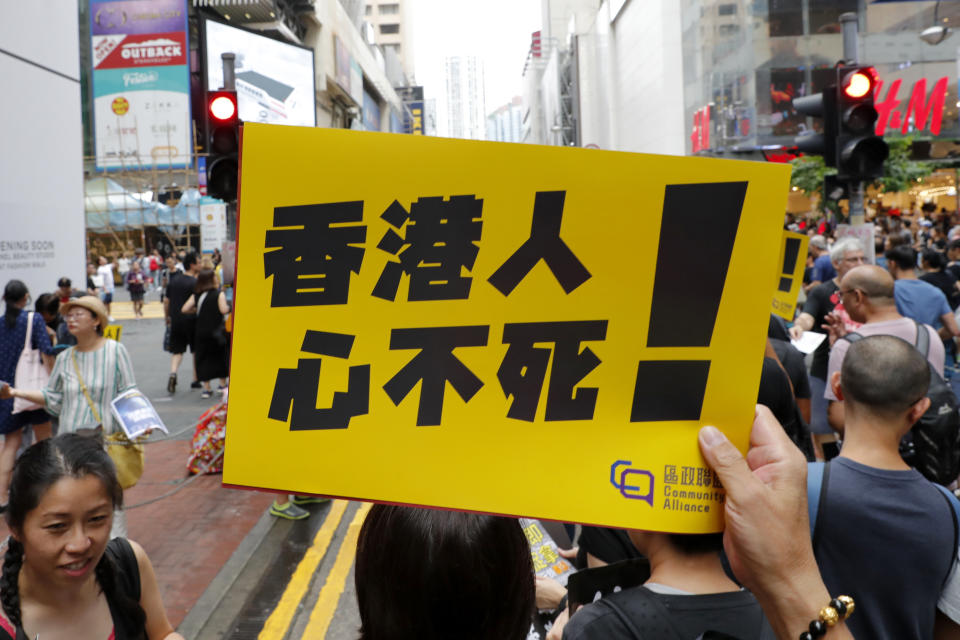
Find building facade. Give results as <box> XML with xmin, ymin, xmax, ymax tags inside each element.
<box><xmin>445</xmin><ymin>55</ymin><xmax>487</xmax><ymax>140</ymax></box>
<box><xmin>364</xmin><ymin>0</ymin><xmax>413</xmax><ymax>81</ymax></box>
<box><xmin>529</xmin><ymin>0</ymin><xmax>960</xmax><ymax>159</ymax></box>
<box><xmin>487</xmin><ymin>96</ymin><xmax>524</xmax><ymax>143</ymax></box>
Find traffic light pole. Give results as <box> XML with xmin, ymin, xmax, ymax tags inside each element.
<box><xmin>841</xmin><ymin>13</ymin><xmax>866</xmax><ymax>224</ymax></box>
<box><xmin>221</xmin><ymin>53</ymin><xmax>236</xmax><ymax>91</ymax></box>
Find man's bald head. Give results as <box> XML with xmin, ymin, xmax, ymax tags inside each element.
<box><xmin>842</xmin><ymin>265</ymin><xmax>895</xmax><ymax>303</ymax></box>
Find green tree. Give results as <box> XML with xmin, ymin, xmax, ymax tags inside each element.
<box><xmin>873</xmin><ymin>138</ymin><xmax>934</xmax><ymax>194</ymax></box>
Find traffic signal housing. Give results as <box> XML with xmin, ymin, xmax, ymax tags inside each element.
<box><xmin>792</xmin><ymin>85</ymin><xmax>837</xmax><ymax>167</ymax></box>
<box><xmin>206</xmin><ymin>90</ymin><xmax>240</xmax><ymax>201</ymax></box>
<box><xmin>835</xmin><ymin>65</ymin><xmax>888</xmax><ymax>181</ymax></box>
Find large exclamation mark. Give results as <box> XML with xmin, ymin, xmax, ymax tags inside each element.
<box><xmin>631</xmin><ymin>182</ymin><xmax>748</xmax><ymax>422</ymax></box>
<box><xmin>778</xmin><ymin>237</ymin><xmax>802</xmax><ymax>292</ymax></box>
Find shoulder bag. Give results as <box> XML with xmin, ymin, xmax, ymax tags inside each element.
<box><xmin>71</xmin><ymin>347</ymin><xmax>145</xmax><ymax>490</ymax></box>
<box><xmin>12</xmin><ymin>312</ymin><xmax>49</xmax><ymax>414</ymax></box>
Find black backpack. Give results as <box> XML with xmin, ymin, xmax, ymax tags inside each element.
<box><xmin>842</xmin><ymin>322</ymin><xmax>960</xmax><ymax>485</ymax></box>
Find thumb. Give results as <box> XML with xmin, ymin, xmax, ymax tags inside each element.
<box><xmin>698</xmin><ymin>426</ymin><xmax>755</xmax><ymax>500</ymax></box>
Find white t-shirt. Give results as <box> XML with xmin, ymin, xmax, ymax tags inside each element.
<box><xmin>97</xmin><ymin>264</ymin><xmax>115</xmax><ymax>293</ymax></box>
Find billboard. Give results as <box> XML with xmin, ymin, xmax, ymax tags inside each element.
<box><xmin>204</xmin><ymin>18</ymin><xmax>316</xmax><ymax>127</ymax></box>
<box><xmin>90</xmin><ymin>0</ymin><xmax>191</xmax><ymax>170</ymax></box>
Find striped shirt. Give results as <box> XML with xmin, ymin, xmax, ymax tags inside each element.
<box><xmin>42</xmin><ymin>339</ymin><xmax>136</xmax><ymax>434</ymax></box>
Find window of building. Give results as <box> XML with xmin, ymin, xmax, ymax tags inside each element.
<box><xmin>385</xmin><ymin>43</ymin><xmax>401</xmax><ymax>56</ymax></box>
<box><xmin>379</xmin><ymin>3</ymin><xmax>400</xmax><ymax>14</ymax></box>
<box><xmin>718</xmin><ymin>23</ymin><xmax>739</xmax><ymax>36</ymax></box>
<box><xmin>380</xmin><ymin>23</ymin><xmax>400</xmax><ymax>34</ymax></box>
<box><xmin>768</xmin><ymin>0</ymin><xmax>857</xmax><ymax>37</ymax></box>
<box><xmin>718</xmin><ymin>3</ymin><xmax>736</xmax><ymax>16</ymax></box>
<box><xmin>365</xmin><ymin>5</ymin><xmax>372</xmax><ymax>15</ymax></box>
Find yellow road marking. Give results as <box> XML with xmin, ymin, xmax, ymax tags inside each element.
<box><xmin>257</xmin><ymin>499</ymin><xmax>349</xmax><ymax>640</ymax></box>
<box><xmin>111</xmin><ymin>301</ymin><xmax>164</xmax><ymax>319</ymax></box>
<box><xmin>300</xmin><ymin>501</ymin><xmax>372</xmax><ymax>639</ymax></box>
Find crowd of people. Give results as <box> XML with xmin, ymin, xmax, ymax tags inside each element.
<box><xmin>346</xmin><ymin>212</ymin><xmax>960</xmax><ymax>640</ymax></box>
<box><xmin>3</xmin><ymin>210</ymin><xmax>960</xmax><ymax>639</ymax></box>
<box><xmin>0</xmin><ymin>245</ymin><xmax>235</xmax><ymax>638</ymax></box>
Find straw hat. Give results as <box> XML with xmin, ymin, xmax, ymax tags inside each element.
<box><xmin>60</xmin><ymin>296</ymin><xmax>109</xmax><ymax>331</ymax></box>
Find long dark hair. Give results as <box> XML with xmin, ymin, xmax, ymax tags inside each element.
<box><xmin>194</xmin><ymin>268</ymin><xmax>217</xmax><ymax>294</ymax></box>
<box><xmin>2</xmin><ymin>281</ymin><xmax>27</xmax><ymax>330</ymax></box>
<box><xmin>355</xmin><ymin>505</ymin><xmax>535</xmax><ymax>640</ymax></box>
<box><xmin>1</xmin><ymin>434</ymin><xmax>145</xmax><ymax>632</ymax></box>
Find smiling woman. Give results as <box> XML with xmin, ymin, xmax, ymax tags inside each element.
<box><xmin>0</xmin><ymin>434</ymin><xmax>183</xmax><ymax>640</ymax></box>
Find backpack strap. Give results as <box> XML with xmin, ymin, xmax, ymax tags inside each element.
<box><xmin>807</xmin><ymin>462</ymin><xmax>831</xmax><ymax>550</ymax></box>
<box><xmin>914</xmin><ymin>320</ymin><xmax>931</xmax><ymax>358</ymax></box>
<box><xmin>807</xmin><ymin>461</ymin><xmax>824</xmax><ymax>529</ymax></box>
<box><xmin>933</xmin><ymin>484</ymin><xmax>960</xmax><ymax>588</ymax></box>
<box><xmin>600</xmin><ymin>587</ymin><xmax>685</xmax><ymax>640</ymax></box>
<box><xmin>105</xmin><ymin>537</ymin><xmax>142</xmax><ymax>602</ymax></box>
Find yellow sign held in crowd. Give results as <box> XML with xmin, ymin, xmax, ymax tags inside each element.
<box><xmin>771</xmin><ymin>231</ymin><xmax>810</xmax><ymax>321</ymax></box>
<box><xmin>224</xmin><ymin>124</ymin><xmax>791</xmax><ymax>532</ymax></box>
<box><xmin>103</xmin><ymin>325</ymin><xmax>123</xmax><ymax>341</ymax></box>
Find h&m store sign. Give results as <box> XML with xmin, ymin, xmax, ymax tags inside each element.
<box><xmin>691</xmin><ymin>74</ymin><xmax>952</xmax><ymax>150</ymax></box>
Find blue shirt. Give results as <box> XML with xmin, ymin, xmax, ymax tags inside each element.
<box><xmin>809</xmin><ymin>458</ymin><xmax>955</xmax><ymax>640</ymax></box>
<box><xmin>894</xmin><ymin>279</ymin><xmax>951</xmax><ymax>328</ymax></box>
<box><xmin>811</xmin><ymin>254</ymin><xmax>836</xmax><ymax>282</ymax></box>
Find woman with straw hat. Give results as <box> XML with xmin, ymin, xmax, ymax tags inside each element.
<box><xmin>0</xmin><ymin>296</ymin><xmax>136</xmax><ymax>438</ymax></box>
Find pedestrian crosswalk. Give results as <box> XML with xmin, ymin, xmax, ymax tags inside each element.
<box><xmin>110</xmin><ymin>300</ymin><xmax>165</xmax><ymax>320</ymax></box>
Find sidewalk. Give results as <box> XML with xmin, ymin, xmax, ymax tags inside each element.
<box><xmin>126</xmin><ymin>439</ymin><xmax>274</xmax><ymax>628</ymax></box>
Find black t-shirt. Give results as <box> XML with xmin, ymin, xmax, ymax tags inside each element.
<box><xmin>801</xmin><ymin>280</ymin><xmax>839</xmax><ymax>379</ymax></box>
<box><xmin>165</xmin><ymin>272</ymin><xmax>196</xmax><ymax>323</ymax></box>
<box><xmin>920</xmin><ymin>270</ymin><xmax>960</xmax><ymax>310</ymax></box>
<box><xmin>770</xmin><ymin>339</ymin><xmax>811</xmax><ymax>399</ymax></box>
<box><xmin>757</xmin><ymin>357</ymin><xmax>813</xmax><ymax>460</ymax></box>
<box><xmin>946</xmin><ymin>263</ymin><xmax>960</xmax><ymax>282</ymax></box>
<box><xmin>562</xmin><ymin>586</ymin><xmax>774</xmax><ymax>640</ymax></box>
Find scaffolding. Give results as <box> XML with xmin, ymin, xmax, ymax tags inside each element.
<box><xmin>83</xmin><ymin>148</ymin><xmax>214</xmax><ymax>259</ymax></box>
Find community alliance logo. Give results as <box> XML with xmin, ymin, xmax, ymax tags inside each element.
<box><xmin>609</xmin><ymin>460</ymin><xmax>654</xmax><ymax>506</ymax></box>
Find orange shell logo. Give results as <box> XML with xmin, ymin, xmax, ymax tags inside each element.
<box><xmin>111</xmin><ymin>97</ymin><xmax>130</xmax><ymax>115</ymax></box>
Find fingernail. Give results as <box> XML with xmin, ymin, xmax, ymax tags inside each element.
<box><xmin>699</xmin><ymin>425</ymin><xmax>726</xmax><ymax>447</ymax></box>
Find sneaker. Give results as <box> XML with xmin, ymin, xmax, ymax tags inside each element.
<box><xmin>292</xmin><ymin>495</ymin><xmax>331</xmax><ymax>506</ymax></box>
<box><xmin>167</xmin><ymin>374</ymin><xmax>176</xmax><ymax>394</ymax></box>
<box><xmin>201</xmin><ymin>389</ymin><xmax>212</xmax><ymax>399</ymax></box>
<box><xmin>269</xmin><ymin>501</ymin><xmax>309</xmax><ymax>520</ymax></box>
<box><xmin>190</xmin><ymin>381</ymin><xmax>203</xmax><ymax>390</ymax></box>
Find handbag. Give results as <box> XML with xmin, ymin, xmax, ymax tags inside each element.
<box><xmin>13</xmin><ymin>312</ymin><xmax>49</xmax><ymax>414</ymax></box>
<box><xmin>71</xmin><ymin>348</ymin><xmax>145</xmax><ymax>490</ymax></box>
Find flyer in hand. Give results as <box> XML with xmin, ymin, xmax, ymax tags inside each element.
<box><xmin>110</xmin><ymin>389</ymin><xmax>168</xmax><ymax>439</ymax></box>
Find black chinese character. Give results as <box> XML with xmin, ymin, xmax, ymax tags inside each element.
<box><xmin>372</xmin><ymin>196</ymin><xmax>483</xmax><ymax>301</ymax></box>
<box><xmin>497</xmin><ymin>320</ymin><xmax>607</xmax><ymax>421</ymax></box>
<box><xmin>263</xmin><ymin>201</ymin><xmax>366</xmax><ymax>307</ymax></box>
<box><xmin>487</xmin><ymin>191</ymin><xmax>591</xmax><ymax>296</ymax></box>
<box><xmin>680</xmin><ymin>466</ymin><xmax>696</xmax><ymax>486</ymax></box>
<box><xmin>268</xmin><ymin>330</ymin><xmax>370</xmax><ymax>430</ymax></box>
<box><xmin>383</xmin><ymin>326</ymin><xmax>489</xmax><ymax>426</ymax></box>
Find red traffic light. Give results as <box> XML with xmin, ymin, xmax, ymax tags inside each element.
<box><xmin>209</xmin><ymin>94</ymin><xmax>237</xmax><ymax>121</ymax></box>
<box><xmin>841</xmin><ymin>68</ymin><xmax>875</xmax><ymax>99</ymax></box>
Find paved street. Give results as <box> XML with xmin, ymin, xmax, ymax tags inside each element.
<box><xmin>100</xmin><ymin>289</ymin><xmax>367</xmax><ymax>639</ymax></box>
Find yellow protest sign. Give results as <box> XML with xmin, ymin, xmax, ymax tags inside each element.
<box><xmin>225</xmin><ymin>124</ymin><xmax>791</xmax><ymax>532</ymax></box>
<box><xmin>104</xmin><ymin>324</ymin><xmax>123</xmax><ymax>341</ymax></box>
<box><xmin>771</xmin><ymin>231</ymin><xmax>810</xmax><ymax>321</ymax></box>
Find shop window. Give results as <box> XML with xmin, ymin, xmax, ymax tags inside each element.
<box><xmin>380</xmin><ymin>23</ymin><xmax>400</xmax><ymax>34</ymax></box>
<box><xmin>768</xmin><ymin>0</ymin><xmax>802</xmax><ymax>36</ymax></box>
<box><xmin>809</xmin><ymin>0</ymin><xmax>857</xmax><ymax>34</ymax></box>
